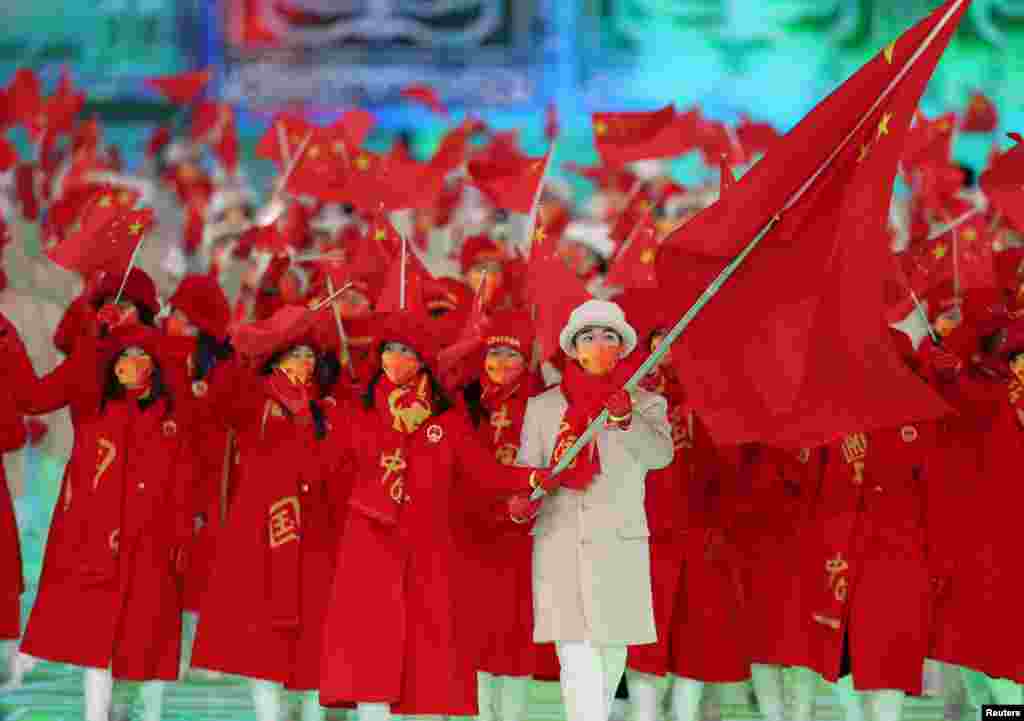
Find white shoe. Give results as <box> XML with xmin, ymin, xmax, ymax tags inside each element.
<box><xmin>1</xmin><ymin>651</ymin><xmax>38</xmax><ymax>689</ymax></box>
<box><xmin>610</xmin><ymin>698</ymin><xmax>630</xmax><ymax>721</ymax></box>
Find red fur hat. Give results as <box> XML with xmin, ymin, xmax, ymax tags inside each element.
<box><xmin>459</xmin><ymin>234</ymin><xmax>505</xmax><ymax>275</ymax></box>
<box><xmin>169</xmin><ymin>275</ymin><xmax>231</xmax><ymax>341</ymax></box>
<box><xmin>376</xmin><ymin>310</ymin><xmax>443</xmax><ymax>371</ymax></box>
<box><xmin>92</xmin><ymin>268</ymin><xmax>159</xmax><ymax>316</ymax></box>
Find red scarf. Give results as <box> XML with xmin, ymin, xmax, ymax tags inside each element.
<box><xmin>264</xmin><ymin>368</ymin><xmax>314</xmax><ymax>422</ymax></box>
<box><xmin>553</xmin><ymin>360</ymin><xmax>633</xmax><ymax>490</ymax></box>
<box><xmin>1008</xmin><ymin>376</ymin><xmax>1024</xmax><ymax>429</ymax></box>
<box><xmin>74</xmin><ymin>389</ymin><xmax>164</xmax><ymax>587</ymax></box>
<box><xmin>348</xmin><ymin>373</ymin><xmax>433</xmax><ymax>525</ymax></box>
<box><xmin>479</xmin><ymin>376</ymin><xmax>528</xmax><ymax>465</ymax></box>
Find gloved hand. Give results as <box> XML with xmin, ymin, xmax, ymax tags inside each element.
<box><xmin>604</xmin><ymin>390</ymin><xmax>632</xmax><ymax>429</ymax></box>
<box><xmin>507</xmin><ymin>494</ymin><xmax>542</xmax><ymax>524</ymax></box>
<box><xmin>531</xmin><ymin>468</ymin><xmax>559</xmax><ymax>494</ymax></box>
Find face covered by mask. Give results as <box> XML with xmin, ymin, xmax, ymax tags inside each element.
<box><xmin>484</xmin><ymin>346</ymin><xmax>525</xmax><ymax>386</ymax></box>
<box><xmin>277</xmin><ymin>345</ymin><xmax>317</xmax><ymax>386</ymax></box>
<box><xmin>381</xmin><ymin>342</ymin><xmax>423</xmax><ymax>387</ymax></box>
<box><xmin>114</xmin><ymin>347</ymin><xmax>154</xmax><ymax>390</ymax></box>
<box><xmin>574</xmin><ymin>327</ymin><xmax>623</xmax><ymax>377</ymax></box>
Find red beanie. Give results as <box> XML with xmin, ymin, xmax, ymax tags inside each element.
<box><xmin>377</xmin><ymin>310</ymin><xmax>443</xmax><ymax>372</ymax></box>
<box><xmin>93</xmin><ymin>268</ymin><xmax>159</xmax><ymax>316</ymax></box>
<box><xmin>169</xmin><ymin>275</ymin><xmax>231</xmax><ymax>341</ymax></box>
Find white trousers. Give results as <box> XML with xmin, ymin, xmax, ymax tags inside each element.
<box><xmin>555</xmin><ymin>641</ymin><xmax>628</xmax><ymax>721</ymax></box>
<box><xmin>84</xmin><ymin>667</ymin><xmax>166</xmax><ymax>721</ymax></box>
<box><xmin>478</xmin><ymin>671</ymin><xmax>532</xmax><ymax>721</ymax></box>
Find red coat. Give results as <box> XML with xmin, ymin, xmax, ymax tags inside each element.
<box><xmin>666</xmin><ymin>420</ymin><xmax>749</xmax><ymax>683</ymax></box>
<box><xmin>191</xmin><ymin>364</ymin><xmax>348</xmax><ymax>690</ymax></box>
<box><xmin>452</xmin><ymin>386</ymin><xmax>536</xmax><ymax>678</ymax></box>
<box><xmin>320</xmin><ymin>407</ymin><xmax>536</xmax><ymax>715</ymax></box>
<box><xmin>10</xmin><ymin>351</ymin><xmax>193</xmax><ymax>680</ymax></box>
<box><xmin>796</xmin><ymin>424</ymin><xmax>940</xmax><ymax>694</ymax></box>
<box><xmin>173</xmin><ymin>354</ymin><xmax>234</xmax><ymax>613</ymax></box>
<box><xmin>732</xmin><ymin>444</ymin><xmax>819</xmax><ymax>668</ymax></box>
<box><xmin>0</xmin><ymin>359</ymin><xmax>27</xmax><ymax>640</ymax></box>
<box><xmin>930</xmin><ymin>374</ymin><xmax>1024</xmax><ymax>683</ymax></box>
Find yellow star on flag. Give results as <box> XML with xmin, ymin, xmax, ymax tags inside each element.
<box><xmin>118</xmin><ymin>191</ymin><xmax>134</xmax><ymax>206</ymax></box>
<box><xmin>876</xmin><ymin>113</ymin><xmax>892</xmax><ymax>139</ymax></box>
<box><xmin>883</xmin><ymin>40</ymin><xmax>896</xmax><ymax>64</ymax></box>
<box><xmin>639</xmin><ymin>200</ymin><xmax>652</xmax><ymax>211</ymax></box>
<box><xmin>98</xmin><ymin>195</ymin><xmax>113</xmax><ymax>208</ymax></box>
<box><xmin>857</xmin><ymin>143</ymin><xmax>870</xmax><ymax>163</ymax></box>
<box><xmin>594</xmin><ymin>120</ymin><xmax>608</xmax><ymax>136</ymax></box>
<box><xmin>355</xmin><ymin>155</ymin><xmax>370</xmax><ymax>171</ymax></box>
<box><xmin>962</xmin><ymin>227</ymin><xmax>977</xmax><ymax>242</ymax></box>
<box><xmin>533</xmin><ymin>227</ymin><xmax>547</xmax><ymax>244</ymax></box>
<box><xmin>308</xmin><ymin>146</ymin><xmax>321</xmax><ymax>158</ymax></box>
<box><xmin>374</xmin><ymin>228</ymin><xmax>387</xmax><ymax>242</ymax></box>
<box><xmin>129</xmin><ymin>222</ymin><xmax>144</xmax><ymax>235</ymax></box>
<box><xmin>640</xmin><ymin>248</ymin><xmax>657</xmax><ymax>264</ymax></box>
<box><xmin>933</xmin><ymin>244</ymin><xmax>947</xmax><ymax>259</ymax></box>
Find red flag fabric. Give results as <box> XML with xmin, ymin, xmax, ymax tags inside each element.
<box><xmin>7</xmin><ymin>69</ymin><xmax>41</xmax><ymax>130</ymax></box>
<box><xmin>191</xmin><ymin>102</ymin><xmax>232</xmax><ymax>144</ymax></box>
<box><xmin>374</xmin><ymin>245</ymin><xmax>430</xmax><ymax>314</ymax></box>
<box><xmin>736</xmin><ymin>116</ymin><xmax>781</xmax><ymax>156</ymax></box>
<box><xmin>47</xmin><ymin>194</ymin><xmax>151</xmax><ymax>277</ymax></box>
<box><xmin>282</xmin><ymin>125</ymin><xmax>350</xmax><ymax>198</ymax></box>
<box><xmin>430</xmin><ymin>122</ymin><xmax>472</xmax><ymax>174</ymax></box>
<box><xmin>980</xmin><ymin>132</ymin><xmax>1024</xmax><ymax>233</ymax></box>
<box><xmin>593</xmin><ymin>105</ymin><xmax>695</xmax><ymax>167</ymax></box>
<box><xmin>15</xmin><ymin>164</ymin><xmax>38</xmax><ymax>221</ymax></box>
<box><xmin>330</xmin><ymin>109</ymin><xmax>375</xmax><ymax>148</ymax></box>
<box><xmin>255</xmin><ymin>113</ymin><xmax>311</xmax><ymax>167</ymax></box>
<box><xmin>609</xmin><ymin>190</ymin><xmax>654</xmax><ymax>245</ymax></box>
<box><xmin>146</xmin><ymin>126</ymin><xmax>172</xmax><ymax>159</ymax></box>
<box><xmin>320</xmin><ymin>148</ymin><xmax>443</xmax><ymax>212</ymax></box>
<box><xmin>961</xmin><ymin>92</ymin><xmax>998</xmax><ymax>133</ymax></box>
<box><xmin>524</xmin><ymin>224</ymin><xmax>592</xmax><ymax>361</ymax></box>
<box><xmin>605</xmin><ymin>210</ymin><xmax>659</xmax><ymax>290</ymax></box>
<box><xmin>902</xmin><ymin>111</ymin><xmax>956</xmax><ymax>173</ymax></box>
<box><xmin>467</xmin><ymin>149</ymin><xmax>550</xmax><ymax>214</ymax></box>
<box><xmin>653</xmin><ymin>0</ymin><xmax>966</xmax><ymax>447</ymax></box>
<box><xmin>953</xmin><ymin>214</ymin><xmax>997</xmax><ymax>291</ymax></box>
<box><xmin>696</xmin><ymin>119</ymin><xmax>748</xmax><ymax>168</ymax></box>
<box><xmin>0</xmin><ymin>137</ymin><xmax>17</xmax><ymax>172</ymax></box>
<box><xmin>145</xmin><ymin>68</ymin><xmax>211</xmax><ymax>105</ymax></box>
<box><xmin>719</xmin><ymin>156</ymin><xmax>736</xmax><ymax>192</ymax></box>
<box><xmin>401</xmin><ymin>84</ymin><xmax>448</xmax><ymax>116</ymax></box>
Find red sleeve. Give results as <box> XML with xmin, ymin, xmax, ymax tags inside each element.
<box><xmin>451</xmin><ymin>412</ymin><xmax>536</xmax><ymax>501</ymax></box>
<box><xmin>8</xmin><ymin>321</ymin><xmax>102</xmax><ymax>417</ymax></box>
<box><xmin>202</xmin><ymin>357</ymin><xmax>266</xmax><ymax>430</ymax></box>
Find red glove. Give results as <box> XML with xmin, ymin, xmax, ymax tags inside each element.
<box><xmin>604</xmin><ymin>390</ymin><xmax>632</xmax><ymax>428</ymax></box>
<box><xmin>507</xmin><ymin>494</ymin><xmax>542</xmax><ymax>524</ymax></box>
<box><xmin>531</xmin><ymin>468</ymin><xmax>559</xmax><ymax>493</ymax></box>
<box><xmin>260</xmin><ymin>254</ymin><xmax>292</xmax><ymax>292</ymax></box>
<box><xmin>26</xmin><ymin>420</ymin><xmax>47</xmax><ymax>446</ymax></box>
<box><xmin>96</xmin><ymin>304</ymin><xmax>123</xmax><ymax>331</ymax></box>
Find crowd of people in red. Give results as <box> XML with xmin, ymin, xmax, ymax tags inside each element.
<box><xmin>0</xmin><ymin>3</ymin><xmax>1022</xmax><ymax>721</ymax></box>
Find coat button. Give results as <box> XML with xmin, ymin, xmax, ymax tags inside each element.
<box><xmin>137</xmin><ymin>482</ymin><xmax>145</xmax><ymax>490</ymax></box>
<box><xmin>874</xmin><ymin>486</ymin><xmax>883</xmax><ymax>493</ymax></box>
<box><xmin>301</xmin><ymin>483</ymin><xmax>310</xmax><ymax>493</ymax></box>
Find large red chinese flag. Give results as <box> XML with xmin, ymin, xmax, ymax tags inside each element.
<box><xmin>524</xmin><ymin>225</ymin><xmax>592</xmax><ymax>362</ymax></box>
<box><xmin>467</xmin><ymin>149</ymin><xmax>550</xmax><ymax>214</ymax></box>
<box><xmin>654</xmin><ymin>0</ymin><xmax>967</xmax><ymax>447</ymax></box>
<box><xmin>592</xmin><ymin>105</ymin><xmax>683</xmax><ymax>167</ymax></box>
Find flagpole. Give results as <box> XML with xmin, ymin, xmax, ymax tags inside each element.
<box><xmin>926</xmin><ymin>206</ymin><xmax>981</xmax><ymax>242</ymax></box>
<box><xmin>277</xmin><ymin>121</ymin><xmax>291</xmax><ymax>168</ymax></box>
<box><xmin>909</xmin><ymin>288</ymin><xmax>939</xmax><ymax>344</ymax></box>
<box><xmin>325</xmin><ymin>276</ymin><xmax>356</xmax><ymax>381</ymax></box>
<box><xmin>530</xmin><ymin>0</ymin><xmax>967</xmax><ymax>500</ymax></box>
<box><xmin>952</xmin><ymin>223</ymin><xmax>961</xmax><ymax>301</ymax></box>
<box><xmin>524</xmin><ymin>143</ymin><xmax>556</xmax><ymax>261</ymax></box>
<box><xmin>400</xmin><ymin>230</ymin><xmax>407</xmax><ymax>311</ymax></box>
<box><xmin>310</xmin><ymin>281</ymin><xmax>353</xmax><ymax>311</ymax></box>
<box><xmin>113</xmin><ymin>230</ymin><xmax>148</xmax><ymax>305</ymax></box>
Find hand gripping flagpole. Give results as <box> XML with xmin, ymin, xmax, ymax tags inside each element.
<box><xmin>530</xmin><ymin>0</ymin><xmax>966</xmax><ymax>501</ymax></box>
<box><xmin>325</xmin><ymin>276</ymin><xmax>357</xmax><ymax>381</ymax></box>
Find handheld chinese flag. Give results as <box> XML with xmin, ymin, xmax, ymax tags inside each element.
<box><xmin>524</xmin><ymin>223</ymin><xmax>592</xmax><ymax>362</ymax></box>
<box><xmin>736</xmin><ymin>115</ymin><xmax>781</xmax><ymax>156</ymax></box>
<box><xmin>0</xmin><ymin>137</ymin><xmax>17</xmax><ymax>172</ymax></box>
<box><xmin>401</xmin><ymin>84</ymin><xmax>448</xmax><ymax>117</ymax></box>
<box><xmin>605</xmin><ymin>210</ymin><xmax>659</xmax><ymax>290</ymax></box>
<box><xmin>145</xmin><ymin>68</ymin><xmax>211</xmax><ymax>106</ymax></box>
<box><xmin>902</xmin><ymin>111</ymin><xmax>956</xmax><ymax>173</ymax></box>
<box><xmin>48</xmin><ymin>195</ymin><xmax>151</xmax><ymax>278</ymax></box>
<box><xmin>467</xmin><ymin>148</ymin><xmax>551</xmax><ymax>214</ymax></box>
<box><xmin>255</xmin><ymin>113</ymin><xmax>310</xmax><ymax>167</ymax></box>
<box><xmin>592</xmin><ymin>105</ymin><xmax>690</xmax><ymax>167</ymax></box>
<box><xmin>653</xmin><ymin>0</ymin><xmax>967</xmax><ymax>447</ymax></box>
<box><xmin>283</xmin><ymin>125</ymin><xmax>350</xmax><ymax>198</ymax></box>
<box><xmin>331</xmin><ymin>109</ymin><xmax>376</xmax><ymax>148</ymax></box>
<box><xmin>980</xmin><ymin>132</ymin><xmax>1024</xmax><ymax>233</ymax></box>
<box><xmin>961</xmin><ymin>91</ymin><xmax>998</xmax><ymax>133</ymax></box>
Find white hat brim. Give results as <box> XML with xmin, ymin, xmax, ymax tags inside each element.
<box><xmin>558</xmin><ymin>303</ymin><xmax>638</xmax><ymax>359</ymax></box>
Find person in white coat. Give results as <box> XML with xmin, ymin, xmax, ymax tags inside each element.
<box><xmin>516</xmin><ymin>299</ymin><xmax>674</xmax><ymax>721</ymax></box>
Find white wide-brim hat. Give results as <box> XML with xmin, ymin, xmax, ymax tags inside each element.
<box><xmin>559</xmin><ymin>299</ymin><xmax>638</xmax><ymax>359</ymax></box>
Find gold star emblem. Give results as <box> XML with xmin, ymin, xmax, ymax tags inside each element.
<box><xmin>529</xmin><ymin>161</ymin><xmax>542</xmax><ymax>174</ymax></box>
<box><xmin>308</xmin><ymin>145</ymin><xmax>321</xmax><ymax>158</ymax></box>
<box><xmin>98</xmin><ymin>195</ymin><xmax>113</xmax><ymax>208</ymax></box>
<box><xmin>533</xmin><ymin>227</ymin><xmax>547</xmax><ymax>244</ymax></box>
<box><xmin>374</xmin><ymin>228</ymin><xmax>387</xmax><ymax>242</ymax></box>
<box><xmin>962</xmin><ymin>227</ymin><xmax>977</xmax><ymax>242</ymax></box>
<box><xmin>639</xmin><ymin>200</ymin><xmax>652</xmax><ymax>212</ymax></box>
<box><xmin>118</xmin><ymin>191</ymin><xmax>133</xmax><ymax>206</ymax></box>
<box><xmin>128</xmin><ymin>222</ymin><xmax>144</xmax><ymax>235</ymax></box>
<box><xmin>876</xmin><ymin>113</ymin><xmax>892</xmax><ymax>139</ymax></box>
<box><xmin>640</xmin><ymin>248</ymin><xmax>657</xmax><ymax>264</ymax></box>
<box><xmin>883</xmin><ymin>40</ymin><xmax>896</xmax><ymax>64</ymax></box>
<box><xmin>857</xmin><ymin>143</ymin><xmax>870</xmax><ymax>163</ymax></box>
<box><xmin>933</xmin><ymin>244</ymin><xmax>947</xmax><ymax>259</ymax></box>
<box><xmin>355</xmin><ymin>155</ymin><xmax>370</xmax><ymax>171</ymax></box>
<box><xmin>594</xmin><ymin>120</ymin><xmax>608</xmax><ymax>136</ymax></box>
